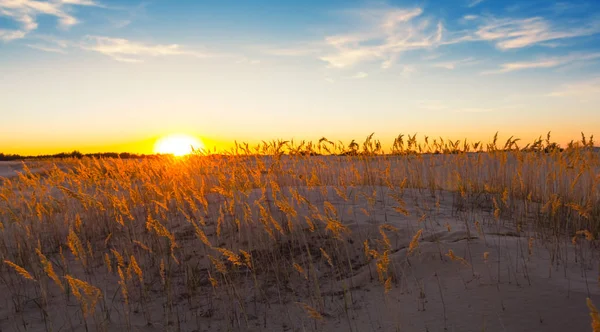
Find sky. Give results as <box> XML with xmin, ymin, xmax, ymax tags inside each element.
<box><xmin>1</xmin><ymin>0</ymin><xmax>600</xmax><ymax>154</ymax></box>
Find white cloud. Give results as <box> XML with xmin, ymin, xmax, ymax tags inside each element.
<box><xmin>0</xmin><ymin>0</ymin><xmax>99</xmax><ymax>41</ymax></box>
<box><xmin>0</xmin><ymin>28</ymin><xmax>26</xmax><ymax>41</ymax></box>
<box><xmin>259</xmin><ymin>6</ymin><xmax>600</xmax><ymax>75</ymax></box>
<box><xmin>21</xmin><ymin>34</ymin><xmax>218</xmax><ymax>62</ymax></box>
<box><xmin>80</xmin><ymin>36</ymin><xmax>213</xmax><ymax>62</ymax></box>
<box><xmin>319</xmin><ymin>7</ymin><xmax>444</xmax><ymax>69</ymax></box>
<box><xmin>58</xmin><ymin>0</ymin><xmax>99</xmax><ymax>5</ymax></box>
<box><xmin>352</xmin><ymin>71</ymin><xmax>368</xmax><ymax>79</ymax></box>
<box><xmin>475</xmin><ymin>16</ymin><xmax>600</xmax><ymax>50</ymax></box>
<box><xmin>324</xmin><ymin>77</ymin><xmax>334</xmax><ymax>83</ymax></box>
<box><xmin>482</xmin><ymin>52</ymin><xmax>600</xmax><ymax>74</ymax></box>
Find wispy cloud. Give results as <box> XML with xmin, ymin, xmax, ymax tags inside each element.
<box><xmin>482</xmin><ymin>59</ymin><xmax>561</xmax><ymax>74</ymax></box>
<box><xmin>548</xmin><ymin>78</ymin><xmax>600</xmax><ymax>97</ymax></box>
<box><xmin>22</xmin><ymin>34</ymin><xmax>225</xmax><ymax>63</ymax></box>
<box><xmin>58</xmin><ymin>0</ymin><xmax>99</xmax><ymax>5</ymax></box>
<box><xmin>318</xmin><ymin>7</ymin><xmax>443</xmax><ymax>68</ymax></box>
<box><xmin>35</xmin><ymin>34</ymin><xmax>70</xmax><ymax>48</ymax></box>
<box><xmin>400</xmin><ymin>65</ymin><xmax>416</xmax><ymax>77</ymax></box>
<box><xmin>549</xmin><ymin>2</ymin><xmax>590</xmax><ymax>14</ymax></box>
<box><xmin>0</xmin><ymin>29</ymin><xmax>26</xmax><ymax>41</ymax></box>
<box><xmin>453</xmin><ymin>107</ymin><xmax>495</xmax><ymax>113</ymax></box>
<box><xmin>262</xmin><ymin>45</ymin><xmax>322</xmax><ymax>56</ymax></box>
<box><xmin>24</xmin><ymin>34</ymin><xmax>70</xmax><ymax>53</ymax></box>
<box><xmin>468</xmin><ymin>0</ymin><xmax>485</xmax><ymax>8</ymax></box>
<box><xmin>482</xmin><ymin>52</ymin><xmax>600</xmax><ymax>74</ymax></box>
<box><xmin>538</xmin><ymin>41</ymin><xmax>565</xmax><ymax>48</ymax></box>
<box><xmin>475</xmin><ymin>16</ymin><xmax>600</xmax><ymax>50</ymax></box>
<box><xmin>352</xmin><ymin>71</ymin><xmax>368</xmax><ymax>79</ymax></box>
<box><xmin>416</xmin><ymin>100</ymin><xmax>447</xmax><ymax>111</ymax></box>
<box><xmin>235</xmin><ymin>57</ymin><xmax>260</xmax><ymax>65</ymax></box>
<box><xmin>109</xmin><ymin>19</ymin><xmax>132</xmax><ymax>29</ymax></box>
<box><xmin>423</xmin><ymin>53</ymin><xmax>442</xmax><ymax>60</ymax></box>
<box><xmin>79</xmin><ymin>36</ymin><xmax>213</xmax><ymax>62</ymax></box>
<box><xmin>417</xmin><ymin>100</ymin><xmax>521</xmax><ymax>113</ymax></box>
<box><xmin>258</xmin><ymin>5</ymin><xmax>600</xmax><ymax>77</ymax></box>
<box><xmin>432</xmin><ymin>57</ymin><xmax>477</xmax><ymax>70</ymax></box>
<box><xmin>0</xmin><ymin>0</ymin><xmax>99</xmax><ymax>41</ymax></box>
<box><xmin>26</xmin><ymin>43</ymin><xmax>67</xmax><ymax>53</ymax></box>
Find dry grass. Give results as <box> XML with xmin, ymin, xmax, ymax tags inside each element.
<box><xmin>0</xmin><ymin>133</ymin><xmax>599</xmax><ymax>331</ymax></box>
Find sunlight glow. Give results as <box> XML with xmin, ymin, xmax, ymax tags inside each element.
<box><xmin>153</xmin><ymin>134</ymin><xmax>204</xmax><ymax>156</ymax></box>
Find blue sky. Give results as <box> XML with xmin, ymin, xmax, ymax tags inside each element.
<box><xmin>1</xmin><ymin>0</ymin><xmax>600</xmax><ymax>153</ymax></box>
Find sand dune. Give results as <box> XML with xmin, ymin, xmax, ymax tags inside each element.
<box><xmin>0</xmin><ymin>155</ymin><xmax>598</xmax><ymax>331</ymax></box>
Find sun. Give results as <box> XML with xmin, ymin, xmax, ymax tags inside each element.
<box><xmin>154</xmin><ymin>134</ymin><xmax>204</xmax><ymax>156</ymax></box>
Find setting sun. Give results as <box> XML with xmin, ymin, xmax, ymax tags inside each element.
<box><xmin>153</xmin><ymin>134</ymin><xmax>204</xmax><ymax>156</ymax></box>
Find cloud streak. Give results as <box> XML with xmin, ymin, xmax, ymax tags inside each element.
<box><xmin>432</xmin><ymin>57</ymin><xmax>477</xmax><ymax>70</ymax></box>
<box><xmin>262</xmin><ymin>44</ymin><xmax>322</xmax><ymax>56</ymax></box>
<box><xmin>0</xmin><ymin>0</ymin><xmax>99</xmax><ymax>41</ymax></box>
<box><xmin>548</xmin><ymin>78</ymin><xmax>600</xmax><ymax>97</ymax></box>
<box><xmin>21</xmin><ymin>34</ymin><xmax>224</xmax><ymax>63</ymax></box>
<box><xmin>26</xmin><ymin>43</ymin><xmax>67</xmax><ymax>53</ymax></box>
<box><xmin>474</xmin><ymin>16</ymin><xmax>600</xmax><ymax>50</ymax></box>
<box><xmin>417</xmin><ymin>100</ymin><xmax>522</xmax><ymax>113</ymax></box>
<box><xmin>260</xmin><ymin>7</ymin><xmax>600</xmax><ymax>77</ymax></box>
<box><xmin>468</xmin><ymin>0</ymin><xmax>485</xmax><ymax>8</ymax></box>
<box><xmin>79</xmin><ymin>36</ymin><xmax>214</xmax><ymax>62</ymax></box>
<box><xmin>318</xmin><ymin>7</ymin><xmax>443</xmax><ymax>68</ymax></box>
<box><xmin>352</xmin><ymin>71</ymin><xmax>368</xmax><ymax>79</ymax></box>
<box><xmin>482</xmin><ymin>52</ymin><xmax>600</xmax><ymax>74</ymax></box>
<box><xmin>256</xmin><ymin>5</ymin><xmax>600</xmax><ymax>76</ymax></box>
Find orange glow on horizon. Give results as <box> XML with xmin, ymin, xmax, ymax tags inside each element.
<box><xmin>0</xmin><ymin>132</ymin><xmax>594</xmax><ymax>156</ymax></box>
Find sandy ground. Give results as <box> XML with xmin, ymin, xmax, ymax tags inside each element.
<box><xmin>0</xmin><ymin>161</ymin><xmax>52</xmax><ymax>178</ymax></box>
<box><xmin>0</xmin><ymin>161</ymin><xmax>70</xmax><ymax>182</ymax></box>
<box><xmin>0</xmin><ymin>161</ymin><xmax>27</xmax><ymax>178</ymax></box>
<box><xmin>225</xmin><ymin>187</ymin><xmax>600</xmax><ymax>332</ymax></box>
<box><xmin>0</xmin><ymin>160</ymin><xmax>599</xmax><ymax>331</ymax></box>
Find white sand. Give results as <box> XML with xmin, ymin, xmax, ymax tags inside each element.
<box><xmin>0</xmin><ymin>161</ymin><xmax>51</xmax><ymax>179</ymax></box>
<box><xmin>0</xmin><ymin>179</ymin><xmax>598</xmax><ymax>331</ymax></box>
<box><xmin>0</xmin><ymin>161</ymin><xmax>26</xmax><ymax>178</ymax></box>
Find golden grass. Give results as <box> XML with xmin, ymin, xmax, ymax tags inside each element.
<box><xmin>3</xmin><ymin>260</ymin><xmax>35</xmax><ymax>281</ymax></box>
<box><xmin>0</xmin><ymin>132</ymin><xmax>598</xmax><ymax>331</ymax></box>
<box><xmin>587</xmin><ymin>298</ymin><xmax>600</xmax><ymax>332</ymax></box>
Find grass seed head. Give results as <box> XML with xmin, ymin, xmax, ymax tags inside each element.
<box><xmin>3</xmin><ymin>260</ymin><xmax>35</xmax><ymax>281</ymax></box>
<box><xmin>408</xmin><ymin>229</ymin><xmax>423</xmax><ymax>255</ymax></box>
